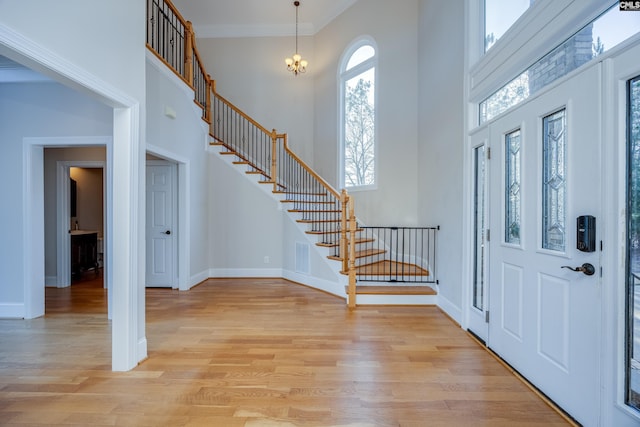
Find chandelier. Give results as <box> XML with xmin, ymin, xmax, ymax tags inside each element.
<box><xmin>285</xmin><ymin>1</ymin><xmax>308</xmax><ymax>75</ymax></box>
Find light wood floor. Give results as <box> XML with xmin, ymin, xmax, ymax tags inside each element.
<box><xmin>0</xmin><ymin>278</ymin><xmax>571</xmax><ymax>426</ymax></box>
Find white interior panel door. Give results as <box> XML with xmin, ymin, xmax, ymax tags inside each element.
<box><xmin>146</xmin><ymin>163</ymin><xmax>176</xmax><ymax>288</ymax></box>
<box><xmin>488</xmin><ymin>64</ymin><xmax>602</xmax><ymax>425</ymax></box>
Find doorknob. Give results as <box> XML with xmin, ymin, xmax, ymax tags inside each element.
<box><xmin>561</xmin><ymin>263</ymin><xmax>595</xmax><ymax>276</ymax></box>
<box><xmin>164</xmin><ymin>230</ymin><xmax>171</xmax><ymax>235</ymax></box>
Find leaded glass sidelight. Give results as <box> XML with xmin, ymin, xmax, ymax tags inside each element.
<box><xmin>505</xmin><ymin>130</ymin><xmax>522</xmax><ymax>245</ymax></box>
<box><xmin>542</xmin><ymin>109</ymin><xmax>566</xmax><ymax>252</ymax></box>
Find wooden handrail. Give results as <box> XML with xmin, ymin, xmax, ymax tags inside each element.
<box><xmin>280</xmin><ymin>138</ymin><xmax>341</xmax><ymax>200</ymax></box>
<box><xmin>163</xmin><ymin>0</ymin><xmax>189</xmax><ymax>26</ymax></box>
<box><xmin>211</xmin><ymin>89</ymin><xmax>273</xmax><ymax>137</ymax></box>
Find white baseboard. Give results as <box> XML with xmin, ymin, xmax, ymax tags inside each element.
<box><xmin>45</xmin><ymin>275</ymin><xmax>58</xmax><ymax>287</ymax></box>
<box><xmin>436</xmin><ymin>293</ymin><xmax>462</xmax><ymax>324</ymax></box>
<box><xmin>137</xmin><ymin>337</ymin><xmax>148</xmax><ymax>364</ymax></box>
<box><xmin>187</xmin><ymin>269</ymin><xmax>211</xmax><ymax>290</ymax></box>
<box><xmin>0</xmin><ymin>303</ymin><xmax>24</xmax><ymax>318</ymax></box>
<box><xmin>208</xmin><ymin>268</ymin><xmax>283</xmax><ymax>278</ymax></box>
<box><xmin>283</xmin><ymin>270</ymin><xmax>346</xmax><ymax>298</ymax></box>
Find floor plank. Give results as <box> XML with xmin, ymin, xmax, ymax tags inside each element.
<box><xmin>0</xmin><ymin>278</ymin><xmax>572</xmax><ymax>426</ymax></box>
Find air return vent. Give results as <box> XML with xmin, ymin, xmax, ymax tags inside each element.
<box><xmin>295</xmin><ymin>242</ymin><xmax>310</xmax><ymax>274</ymax></box>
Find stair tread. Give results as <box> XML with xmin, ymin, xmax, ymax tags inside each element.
<box><xmin>297</xmin><ymin>219</ymin><xmax>341</xmax><ymax>224</ymax></box>
<box><xmin>274</xmin><ymin>191</ymin><xmax>328</xmax><ymax>196</ymax></box>
<box><xmin>356</xmin><ymin>260</ymin><xmax>430</xmax><ymax>276</ymax></box>
<box><xmin>344</xmin><ymin>285</ymin><xmax>437</xmax><ymax>296</ymax></box>
<box><xmin>282</xmin><ymin>200</ymin><xmax>337</xmax><ymax>205</ymax></box>
<box><xmin>289</xmin><ymin>209</ymin><xmax>342</xmax><ymax>214</ymax></box>
<box><xmin>316</xmin><ymin>237</ymin><xmax>375</xmax><ymax>248</ymax></box>
<box><xmin>327</xmin><ymin>248</ymin><xmax>386</xmax><ymax>261</ymax></box>
<box><xmin>306</xmin><ymin>229</ymin><xmax>362</xmax><ymax>235</ymax></box>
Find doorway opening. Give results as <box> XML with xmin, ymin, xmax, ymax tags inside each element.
<box><xmin>46</xmin><ymin>150</ymin><xmax>107</xmax><ymax>291</ymax></box>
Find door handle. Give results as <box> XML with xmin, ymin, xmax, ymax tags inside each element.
<box><xmin>164</xmin><ymin>230</ymin><xmax>171</xmax><ymax>235</ymax></box>
<box><xmin>561</xmin><ymin>263</ymin><xmax>595</xmax><ymax>276</ymax></box>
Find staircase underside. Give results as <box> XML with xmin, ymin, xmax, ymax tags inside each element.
<box><xmin>211</xmin><ymin>140</ymin><xmax>437</xmax><ymax>305</ymax></box>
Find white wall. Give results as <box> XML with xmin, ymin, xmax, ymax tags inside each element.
<box><xmin>417</xmin><ymin>1</ymin><xmax>466</xmax><ymax>318</ymax></box>
<box><xmin>313</xmin><ymin>0</ymin><xmax>420</xmax><ymax>226</ymax></box>
<box><xmin>0</xmin><ymin>1</ymin><xmax>145</xmax><ymax>103</ymax></box>
<box><xmin>146</xmin><ymin>56</ymin><xmax>211</xmax><ymax>286</ymax></box>
<box><xmin>208</xmin><ymin>151</ymin><xmax>285</xmax><ymax>275</ymax></box>
<box><xmin>0</xmin><ymin>82</ymin><xmax>112</xmax><ymax>306</ymax></box>
<box><xmin>196</xmin><ymin>36</ymin><xmax>315</xmax><ymax>163</ymax></box>
<box><xmin>70</xmin><ymin>167</ymin><xmax>104</xmax><ymax>235</ymax></box>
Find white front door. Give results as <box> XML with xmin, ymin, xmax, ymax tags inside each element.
<box><xmin>146</xmin><ymin>162</ymin><xmax>176</xmax><ymax>288</ymax></box>
<box><xmin>488</xmin><ymin>63</ymin><xmax>602</xmax><ymax>425</ymax></box>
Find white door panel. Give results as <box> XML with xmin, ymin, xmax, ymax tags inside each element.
<box><xmin>488</xmin><ymin>64</ymin><xmax>602</xmax><ymax>425</ymax></box>
<box><xmin>146</xmin><ymin>163</ymin><xmax>176</xmax><ymax>287</ymax></box>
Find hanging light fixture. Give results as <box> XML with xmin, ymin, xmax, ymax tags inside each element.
<box><xmin>285</xmin><ymin>1</ymin><xmax>308</xmax><ymax>76</ymax></box>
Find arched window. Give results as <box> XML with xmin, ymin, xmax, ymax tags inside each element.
<box><xmin>339</xmin><ymin>38</ymin><xmax>377</xmax><ymax>189</ymax></box>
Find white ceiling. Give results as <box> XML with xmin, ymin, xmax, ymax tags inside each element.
<box><xmin>0</xmin><ymin>1</ymin><xmax>358</xmax><ymax>82</ymax></box>
<box><xmin>170</xmin><ymin>0</ymin><xmax>358</xmax><ymax>38</ymax></box>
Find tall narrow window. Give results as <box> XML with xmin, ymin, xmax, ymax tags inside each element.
<box><xmin>505</xmin><ymin>129</ymin><xmax>522</xmax><ymax>245</ymax></box>
<box><xmin>542</xmin><ymin>109</ymin><xmax>566</xmax><ymax>252</ymax></box>
<box><xmin>473</xmin><ymin>146</ymin><xmax>486</xmax><ymax>311</ymax></box>
<box><xmin>626</xmin><ymin>75</ymin><xmax>640</xmax><ymax>411</ymax></box>
<box><xmin>340</xmin><ymin>40</ymin><xmax>376</xmax><ymax>189</ymax></box>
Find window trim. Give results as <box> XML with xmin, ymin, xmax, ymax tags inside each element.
<box><xmin>338</xmin><ymin>36</ymin><xmax>378</xmax><ymax>190</ymax></box>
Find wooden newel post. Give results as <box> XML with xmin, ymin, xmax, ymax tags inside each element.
<box><xmin>347</xmin><ymin>197</ymin><xmax>357</xmax><ymax>309</ymax></box>
<box><xmin>340</xmin><ymin>190</ymin><xmax>348</xmax><ymax>274</ymax></box>
<box><xmin>184</xmin><ymin>22</ymin><xmax>194</xmax><ymax>86</ymax></box>
<box><xmin>205</xmin><ymin>74</ymin><xmax>212</xmax><ymax>123</ymax></box>
<box><xmin>271</xmin><ymin>130</ymin><xmax>278</xmax><ymax>192</ymax></box>
<box><xmin>210</xmin><ymin>79</ymin><xmax>217</xmax><ymax>136</ymax></box>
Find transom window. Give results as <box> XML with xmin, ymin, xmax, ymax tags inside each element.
<box><xmin>480</xmin><ymin>4</ymin><xmax>640</xmax><ymax>124</ymax></box>
<box><xmin>339</xmin><ymin>39</ymin><xmax>377</xmax><ymax>189</ymax></box>
<box><xmin>484</xmin><ymin>0</ymin><xmax>531</xmax><ymax>52</ymax></box>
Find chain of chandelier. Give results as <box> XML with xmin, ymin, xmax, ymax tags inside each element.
<box><xmin>285</xmin><ymin>1</ymin><xmax>308</xmax><ymax>75</ymax></box>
